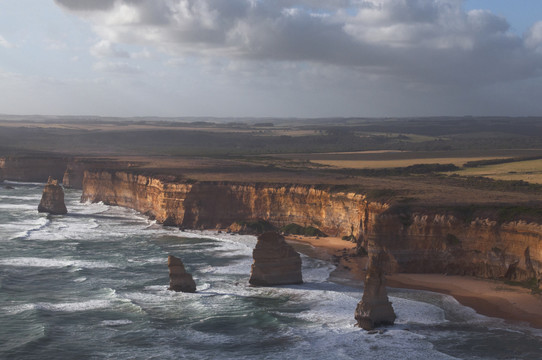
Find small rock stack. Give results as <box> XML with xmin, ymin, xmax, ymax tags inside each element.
<box><xmin>38</xmin><ymin>177</ymin><xmax>67</xmax><ymax>215</ymax></box>
<box><xmin>168</xmin><ymin>255</ymin><xmax>197</xmax><ymax>293</ymax></box>
<box><xmin>355</xmin><ymin>251</ymin><xmax>396</xmax><ymax>330</ymax></box>
<box><xmin>249</xmin><ymin>231</ymin><xmax>303</xmax><ymax>286</ymax></box>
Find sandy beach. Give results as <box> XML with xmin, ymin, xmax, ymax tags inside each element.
<box><xmin>286</xmin><ymin>235</ymin><xmax>542</xmax><ymax>329</ymax></box>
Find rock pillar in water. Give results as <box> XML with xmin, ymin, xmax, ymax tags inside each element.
<box><xmin>38</xmin><ymin>177</ymin><xmax>67</xmax><ymax>215</ymax></box>
<box><xmin>168</xmin><ymin>255</ymin><xmax>197</xmax><ymax>293</ymax></box>
<box><xmin>249</xmin><ymin>231</ymin><xmax>303</xmax><ymax>286</ymax></box>
<box><xmin>355</xmin><ymin>251</ymin><xmax>396</xmax><ymax>330</ymax></box>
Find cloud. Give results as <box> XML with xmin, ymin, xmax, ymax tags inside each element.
<box><xmin>54</xmin><ymin>0</ymin><xmax>116</xmax><ymax>11</ymax></box>
<box><xmin>54</xmin><ymin>0</ymin><xmax>542</xmax><ymax>88</ymax></box>
<box><xmin>526</xmin><ymin>21</ymin><xmax>542</xmax><ymax>53</ymax></box>
<box><xmin>93</xmin><ymin>61</ymin><xmax>142</xmax><ymax>74</ymax></box>
<box><xmin>0</xmin><ymin>35</ymin><xmax>14</xmax><ymax>48</ymax></box>
<box><xmin>90</xmin><ymin>40</ymin><xmax>130</xmax><ymax>58</ymax></box>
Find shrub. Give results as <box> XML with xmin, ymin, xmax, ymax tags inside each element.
<box><xmin>445</xmin><ymin>233</ymin><xmax>461</xmax><ymax>246</ymax></box>
<box><xmin>342</xmin><ymin>235</ymin><xmax>357</xmax><ymax>242</ymax></box>
<box><xmin>235</xmin><ymin>219</ymin><xmax>275</xmax><ymax>234</ymax></box>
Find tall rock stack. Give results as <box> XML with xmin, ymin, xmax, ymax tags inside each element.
<box><xmin>38</xmin><ymin>177</ymin><xmax>68</xmax><ymax>215</ymax></box>
<box><xmin>249</xmin><ymin>231</ymin><xmax>303</xmax><ymax>286</ymax></box>
<box><xmin>355</xmin><ymin>251</ymin><xmax>396</xmax><ymax>330</ymax></box>
<box><xmin>168</xmin><ymin>255</ymin><xmax>197</xmax><ymax>293</ymax></box>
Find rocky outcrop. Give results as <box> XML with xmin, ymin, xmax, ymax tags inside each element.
<box><xmin>355</xmin><ymin>251</ymin><xmax>396</xmax><ymax>330</ymax></box>
<box><xmin>249</xmin><ymin>231</ymin><xmax>303</xmax><ymax>286</ymax></box>
<box><xmin>168</xmin><ymin>255</ymin><xmax>196</xmax><ymax>293</ymax></box>
<box><xmin>38</xmin><ymin>177</ymin><xmax>67</xmax><ymax>215</ymax></box>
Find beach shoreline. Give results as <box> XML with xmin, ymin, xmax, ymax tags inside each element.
<box><xmin>285</xmin><ymin>235</ymin><xmax>542</xmax><ymax>330</ymax></box>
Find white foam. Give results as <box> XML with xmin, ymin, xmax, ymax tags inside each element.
<box><xmin>8</xmin><ymin>217</ymin><xmax>50</xmax><ymax>240</ymax></box>
<box><xmin>178</xmin><ymin>230</ymin><xmax>257</xmax><ymax>250</ymax></box>
<box><xmin>3</xmin><ymin>180</ymin><xmax>45</xmax><ymax>186</ymax></box>
<box><xmin>100</xmin><ymin>319</ymin><xmax>133</xmax><ymax>326</ymax></box>
<box><xmin>6</xmin><ymin>300</ymin><xmax>113</xmax><ymax>314</ymax></box>
<box><xmin>0</xmin><ymin>257</ymin><xmax>116</xmax><ymax>269</ymax></box>
<box><xmin>0</xmin><ymin>203</ymin><xmax>37</xmax><ymax>210</ymax></box>
<box><xmin>0</xmin><ymin>195</ymin><xmax>42</xmax><ymax>201</ymax></box>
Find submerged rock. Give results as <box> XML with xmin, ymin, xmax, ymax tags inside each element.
<box><xmin>38</xmin><ymin>177</ymin><xmax>67</xmax><ymax>215</ymax></box>
<box><xmin>355</xmin><ymin>251</ymin><xmax>396</xmax><ymax>330</ymax></box>
<box><xmin>249</xmin><ymin>231</ymin><xmax>303</xmax><ymax>286</ymax></box>
<box><xmin>168</xmin><ymin>255</ymin><xmax>197</xmax><ymax>293</ymax></box>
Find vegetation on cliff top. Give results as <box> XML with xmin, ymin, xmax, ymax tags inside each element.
<box><xmin>385</xmin><ymin>203</ymin><xmax>542</xmax><ymax>225</ymax></box>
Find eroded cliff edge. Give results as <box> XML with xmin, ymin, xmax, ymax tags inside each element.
<box><xmin>80</xmin><ymin>170</ymin><xmax>381</xmax><ymax>237</ymax></box>
<box><xmin>81</xmin><ymin>169</ymin><xmax>542</xmax><ymax>287</ymax></box>
<box><xmin>3</xmin><ymin>154</ymin><xmax>541</xmax><ymax>288</ymax></box>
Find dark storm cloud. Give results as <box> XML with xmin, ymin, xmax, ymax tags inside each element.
<box><xmin>55</xmin><ymin>0</ymin><xmax>542</xmax><ymax>87</ymax></box>
<box><xmin>54</xmin><ymin>0</ymin><xmax>116</xmax><ymax>11</ymax></box>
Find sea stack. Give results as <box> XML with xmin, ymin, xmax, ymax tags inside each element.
<box><xmin>355</xmin><ymin>251</ymin><xmax>396</xmax><ymax>330</ymax></box>
<box><xmin>38</xmin><ymin>177</ymin><xmax>67</xmax><ymax>215</ymax></box>
<box><xmin>249</xmin><ymin>231</ymin><xmax>303</xmax><ymax>286</ymax></box>
<box><xmin>168</xmin><ymin>255</ymin><xmax>197</xmax><ymax>293</ymax></box>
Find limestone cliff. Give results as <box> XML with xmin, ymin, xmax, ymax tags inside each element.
<box><xmin>81</xmin><ymin>170</ymin><xmax>376</xmax><ymax>237</ymax></box>
<box><xmin>0</xmin><ymin>156</ymin><xmax>69</xmax><ymax>183</ymax></box>
<box><xmin>365</xmin><ymin>208</ymin><xmax>542</xmax><ymax>285</ymax></box>
<box><xmin>80</xmin><ymin>169</ymin><xmax>542</xmax><ymax>287</ymax></box>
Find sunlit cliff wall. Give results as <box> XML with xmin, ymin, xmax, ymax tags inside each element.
<box><xmin>368</xmin><ymin>212</ymin><xmax>542</xmax><ymax>284</ymax></box>
<box><xmin>2</xmin><ymin>156</ymin><xmax>541</xmax><ymax>286</ymax></box>
<box><xmin>81</xmin><ymin>170</ymin><xmax>542</xmax><ymax>285</ymax></box>
<box><xmin>81</xmin><ymin>170</ymin><xmax>379</xmax><ymax>237</ymax></box>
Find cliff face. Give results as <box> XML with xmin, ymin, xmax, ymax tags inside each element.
<box><xmin>81</xmin><ymin>169</ymin><xmax>542</xmax><ymax>286</ymax></box>
<box><xmin>81</xmin><ymin>170</ymin><xmax>375</xmax><ymax>237</ymax></box>
<box><xmin>366</xmin><ymin>212</ymin><xmax>542</xmax><ymax>284</ymax></box>
<box><xmin>0</xmin><ymin>156</ymin><xmax>69</xmax><ymax>183</ymax></box>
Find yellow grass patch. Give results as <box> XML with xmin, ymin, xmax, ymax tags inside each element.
<box><xmin>311</xmin><ymin>157</ymin><xmax>503</xmax><ymax>169</ymax></box>
<box><xmin>449</xmin><ymin>159</ymin><xmax>542</xmax><ymax>184</ymax></box>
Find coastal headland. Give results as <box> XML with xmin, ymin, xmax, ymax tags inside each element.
<box><xmin>2</xmin><ymin>116</ymin><xmax>542</xmax><ymax>328</ymax></box>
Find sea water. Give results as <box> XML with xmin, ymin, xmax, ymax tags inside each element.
<box><xmin>1</xmin><ymin>182</ymin><xmax>542</xmax><ymax>360</ymax></box>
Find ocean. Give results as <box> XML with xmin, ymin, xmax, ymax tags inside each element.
<box><xmin>1</xmin><ymin>182</ymin><xmax>542</xmax><ymax>360</ymax></box>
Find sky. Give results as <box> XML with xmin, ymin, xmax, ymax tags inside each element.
<box><xmin>0</xmin><ymin>0</ymin><xmax>542</xmax><ymax>118</ymax></box>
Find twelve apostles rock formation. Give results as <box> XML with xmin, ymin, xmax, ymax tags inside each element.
<box><xmin>168</xmin><ymin>255</ymin><xmax>197</xmax><ymax>293</ymax></box>
<box><xmin>249</xmin><ymin>231</ymin><xmax>303</xmax><ymax>286</ymax></box>
<box><xmin>2</xmin><ymin>156</ymin><xmax>540</xmax><ymax>288</ymax></box>
<box><xmin>79</xmin><ymin>169</ymin><xmax>542</xmax><ymax>287</ymax></box>
<box><xmin>38</xmin><ymin>177</ymin><xmax>68</xmax><ymax>215</ymax></box>
<box><xmin>355</xmin><ymin>250</ymin><xmax>396</xmax><ymax>330</ymax></box>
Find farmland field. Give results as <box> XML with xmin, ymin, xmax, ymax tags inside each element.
<box><xmin>310</xmin><ymin>157</ymin><xmax>503</xmax><ymax>169</ymax></box>
<box><xmin>448</xmin><ymin>158</ymin><xmax>542</xmax><ymax>184</ymax></box>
